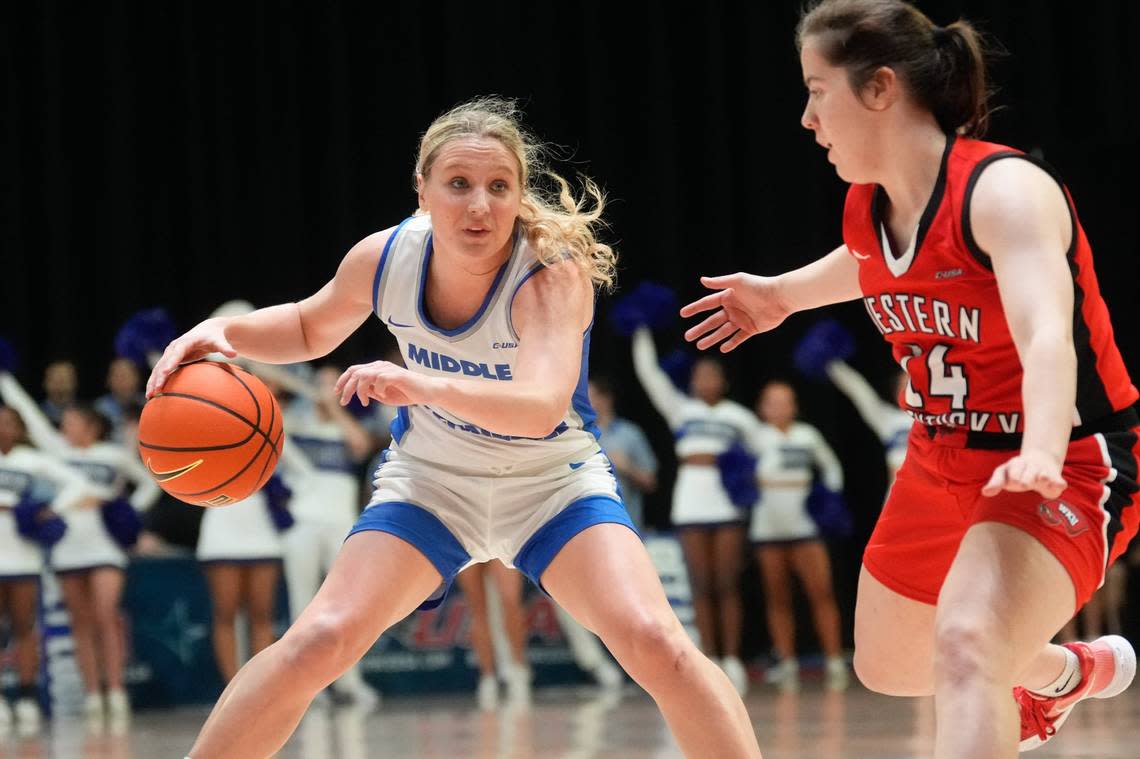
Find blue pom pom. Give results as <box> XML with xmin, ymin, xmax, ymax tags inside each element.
<box><xmin>101</xmin><ymin>497</ymin><xmax>142</xmax><ymax>548</ymax></box>
<box><xmin>659</xmin><ymin>349</ymin><xmax>694</xmax><ymax>392</ymax></box>
<box><xmin>793</xmin><ymin>320</ymin><xmax>856</xmax><ymax>381</ymax></box>
<box><xmin>716</xmin><ymin>443</ymin><xmax>760</xmax><ymax>509</ymax></box>
<box><xmin>805</xmin><ymin>484</ymin><xmax>853</xmax><ymax>538</ymax></box>
<box><xmin>13</xmin><ymin>495</ymin><xmax>47</xmax><ymax>539</ymax></box>
<box><xmin>0</xmin><ymin>337</ymin><xmax>18</xmax><ymax>374</ymax></box>
<box><xmin>36</xmin><ymin>516</ymin><xmax>67</xmax><ymax>547</ymax></box>
<box><xmin>263</xmin><ymin>475</ymin><xmax>295</xmax><ymax>531</ymax></box>
<box><xmin>15</xmin><ymin>494</ymin><xmax>68</xmax><ymax>548</ymax></box>
<box><xmin>115</xmin><ymin>309</ymin><xmax>179</xmax><ymax>367</ymax></box>
<box><xmin>608</xmin><ymin>282</ymin><xmax>679</xmax><ymax>336</ymax></box>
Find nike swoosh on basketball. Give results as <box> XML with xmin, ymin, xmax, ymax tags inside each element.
<box><xmin>386</xmin><ymin>316</ymin><xmax>415</xmax><ymax>329</ymax></box>
<box><xmin>851</xmin><ymin>249</ymin><xmax>871</xmax><ymax>260</ymax></box>
<box><xmin>146</xmin><ymin>458</ymin><xmax>204</xmax><ymax>483</ymax></box>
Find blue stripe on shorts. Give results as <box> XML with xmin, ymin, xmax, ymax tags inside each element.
<box><xmin>513</xmin><ymin>495</ymin><xmax>639</xmax><ymax>593</ymax></box>
<box><xmin>347</xmin><ymin>501</ymin><xmax>471</xmax><ymax>610</ymax></box>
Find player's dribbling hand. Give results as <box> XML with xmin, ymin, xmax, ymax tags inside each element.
<box><xmin>680</xmin><ymin>273</ymin><xmax>792</xmax><ymax>352</ymax></box>
<box><xmin>981</xmin><ymin>449</ymin><xmax>1067</xmax><ymax>499</ymax></box>
<box><xmin>335</xmin><ymin>361</ymin><xmax>434</xmax><ymax>408</ymax></box>
<box><xmin>145</xmin><ymin>318</ymin><xmax>238</xmax><ymax>398</ymax></box>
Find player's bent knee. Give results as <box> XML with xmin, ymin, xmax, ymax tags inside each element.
<box><xmin>279</xmin><ymin>614</ymin><xmax>359</xmax><ymax>684</ymax></box>
<box><xmin>932</xmin><ymin>619</ymin><xmax>998</xmax><ymax>687</ymax></box>
<box><xmin>609</xmin><ymin>615</ymin><xmax>694</xmax><ymax>684</ymax></box>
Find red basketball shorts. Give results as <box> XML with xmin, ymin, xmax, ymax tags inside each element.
<box><xmin>863</xmin><ymin>424</ymin><xmax>1140</xmax><ymax>609</ymax></box>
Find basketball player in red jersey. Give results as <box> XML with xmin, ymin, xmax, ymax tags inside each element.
<box><xmin>683</xmin><ymin>1</ymin><xmax>1138</xmax><ymax>756</ymax></box>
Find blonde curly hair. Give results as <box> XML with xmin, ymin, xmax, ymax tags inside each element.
<box><xmin>415</xmin><ymin>97</ymin><xmax>617</xmax><ymax>290</ymax></box>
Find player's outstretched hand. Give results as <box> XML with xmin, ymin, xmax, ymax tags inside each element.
<box><xmin>680</xmin><ymin>273</ymin><xmax>792</xmax><ymax>352</ymax></box>
<box><xmin>145</xmin><ymin>319</ymin><xmax>237</xmax><ymax>398</ymax></box>
<box><xmin>335</xmin><ymin>361</ymin><xmax>435</xmax><ymax>408</ymax></box>
<box><xmin>981</xmin><ymin>449</ymin><xmax>1067</xmax><ymax>499</ymax></box>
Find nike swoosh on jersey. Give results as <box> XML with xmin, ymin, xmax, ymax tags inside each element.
<box><xmin>386</xmin><ymin>316</ymin><xmax>415</xmax><ymax>329</ymax></box>
<box><xmin>850</xmin><ymin>249</ymin><xmax>872</xmax><ymax>260</ymax></box>
<box><xmin>146</xmin><ymin>458</ymin><xmax>204</xmax><ymax>483</ymax></box>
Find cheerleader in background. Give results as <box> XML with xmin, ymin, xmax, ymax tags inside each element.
<box><xmin>196</xmin><ymin>444</ymin><xmax>306</xmax><ymax>685</ymax></box>
<box><xmin>795</xmin><ymin>320</ymin><xmax>912</xmax><ymax>484</ymax></box>
<box><xmin>456</xmin><ymin>560</ymin><xmax>533</xmax><ymax>708</ymax></box>
<box><xmin>631</xmin><ymin>325</ymin><xmax>761</xmax><ymax>695</ymax></box>
<box><xmin>279</xmin><ymin>365</ymin><xmax>380</xmax><ymax>709</ymax></box>
<box><xmin>750</xmin><ymin>380</ymin><xmax>848</xmax><ymax>690</ymax></box>
<box><xmin>0</xmin><ymin>405</ymin><xmax>96</xmax><ymax>733</ymax></box>
<box><xmin>0</xmin><ymin>371</ymin><xmax>160</xmax><ymax>725</ymax></box>
<box><xmin>93</xmin><ymin>358</ymin><xmax>145</xmax><ymax>444</ymax></box>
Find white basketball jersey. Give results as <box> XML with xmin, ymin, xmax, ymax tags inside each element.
<box><xmin>372</xmin><ymin>215</ymin><xmax>601</xmax><ymax>471</ymax></box>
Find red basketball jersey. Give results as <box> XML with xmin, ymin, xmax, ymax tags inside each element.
<box><xmin>842</xmin><ymin>135</ymin><xmax>1136</xmax><ymax>437</ymax></box>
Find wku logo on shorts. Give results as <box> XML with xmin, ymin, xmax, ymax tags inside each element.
<box><xmin>1037</xmin><ymin>499</ymin><xmax>1089</xmax><ymax>538</ymax></box>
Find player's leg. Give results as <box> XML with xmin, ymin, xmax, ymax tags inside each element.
<box><xmin>678</xmin><ymin>527</ymin><xmax>718</xmax><ymax>656</ymax></box>
<box><xmin>851</xmin><ymin>568</ymin><xmax>937</xmax><ymax>695</ymax></box>
<box><xmin>188</xmin><ymin>531</ymin><xmax>441</xmax><ymax>758</ymax></box>
<box><xmin>204</xmin><ymin>563</ymin><xmax>242</xmax><ymax>682</ymax></box>
<box><xmin>244</xmin><ymin>561</ymin><xmax>281</xmax><ymax>658</ymax></box>
<box><xmin>322</xmin><ymin>522</ymin><xmax>380</xmax><ymax>705</ymax></box>
<box><xmin>931</xmin><ymin>522</ymin><xmax>1076</xmax><ymax>758</ymax></box>
<box><xmin>543</xmin><ymin>524</ymin><xmax>761</xmax><ymax>758</ymax></box>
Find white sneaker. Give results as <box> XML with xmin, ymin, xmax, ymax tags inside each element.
<box><xmin>504</xmin><ymin>664</ymin><xmax>532</xmax><ymax>705</ymax></box>
<box><xmin>338</xmin><ymin>682</ymin><xmax>381</xmax><ymax>712</ymax></box>
<box><xmin>83</xmin><ymin>692</ymin><xmax>105</xmax><ymax>724</ymax></box>
<box><xmin>825</xmin><ymin>656</ymin><xmax>850</xmax><ymax>691</ymax></box>
<box><xmin>721</xmin><ymin>656</ymin><xmax>750</xmax><ymax>696</ymax></box>
<box><xmin>107</xmin><ymin>689</ymin><xmax>131</xmax><ymax>723</ymax></box>
<box><xmin>591</xmin><ymin>659</ymin><xmax>623</xmax><ymax>690</ymax></box>
<box><xmin>14</xmin><ymin>698</ymin><xmax>41</xmax><ymax>734</ymax></box>
<box><xmin>765</xmin><ymin>658</ymin><xmax>800</xmax><ymax>691</ymax></box>
<box><xmin>0</xmin><ymin>699</ymin><xmax>12</xmax><ymax>733</ymax></box>
<box><xmin>477</xmin><ymin>674</ymin><xmax>499</xmax><ymax>710</ymax></box>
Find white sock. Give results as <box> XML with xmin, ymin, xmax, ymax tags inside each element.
<box><xmin>1028</xmin><ymin>647</ymin><xmax>1082</xmax><ymax>698</ymax></box>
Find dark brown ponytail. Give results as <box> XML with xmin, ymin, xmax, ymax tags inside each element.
<box><xmin>797</xmin><ymin>0</ymin><xmax>994</xmax><ymax>137</ymax></box>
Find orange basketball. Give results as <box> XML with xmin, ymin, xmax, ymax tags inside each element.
<box><xmin>138</xmin><ymin>361</ymin><xmax>283</xmax><ymax>507</ymax></box>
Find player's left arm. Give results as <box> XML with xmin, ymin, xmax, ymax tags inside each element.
<box><xmin>972</xmin><ymin>158</ymin><xmax>1076</xmax><ymax>499</ymax></box>
<box><xmin>335</xmin><ymin>260</ymin><xmax>593</xmax><ymax>439</ymax></box>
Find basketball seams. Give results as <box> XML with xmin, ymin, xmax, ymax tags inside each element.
<box><xmin>168</xmin><ymin>386</ymin><xmax>281</xmax><ymax>500</ymax></box>
<box><xmin>141</xmin><ymin>361</ymin><xmax>284</xmax><ymax>504</ymax></box>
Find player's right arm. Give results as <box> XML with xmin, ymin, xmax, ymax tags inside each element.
<box><xmin>147</xmin><ymin>229</ymin><xmax>391</xmax><ymax>397</ymax></box>
<box><xmin>681</xmin><ymin>244</ymin><xmax>861</xmax><ymax>352</ymax></box>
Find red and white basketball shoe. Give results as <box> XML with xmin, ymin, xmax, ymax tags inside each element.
<box><xmin>1016</xmin><ymin>635</ymin><xmax>1136</xmax><ymax>751</ymax></box>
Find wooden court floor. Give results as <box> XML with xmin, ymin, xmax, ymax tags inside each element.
<box><xmin>4</xmin><ymin>684</ymin><xmax>1137</xmax><ymax>758</ymax></box>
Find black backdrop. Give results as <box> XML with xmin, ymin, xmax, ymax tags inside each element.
<box><xmin>5</xmin><ymin>1</ymin><xmax>1140</xmax><ymax>642</ymax></box>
